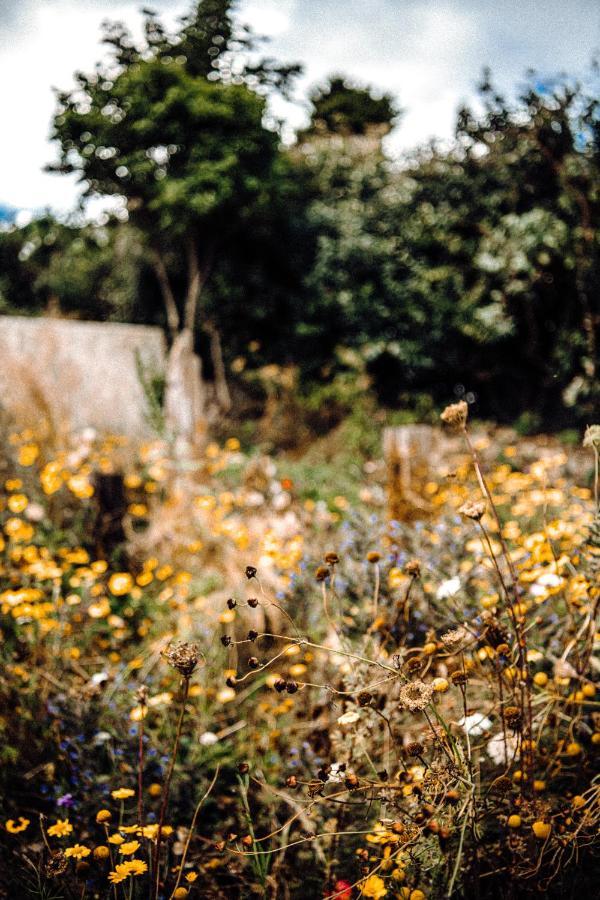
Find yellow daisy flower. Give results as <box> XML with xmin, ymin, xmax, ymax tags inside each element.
<box><xmin>65</xmin><ymin>844</ymin><xmax>91</xmax><ymax>860</ymax></box>
<box><xmin>111</xmin><ymin>787</ymin><xmax>135</xmax><ymax>800</ymax></box>
<box><xmin>5</xmin><ymin>817</ymin><xmax>30</xmax><ymax>834</ymax></box>
<box><xmin>118</xmin><ymin>840</ymin><xmax>141</xmax><ymax>856</ymax></box>
<box><xmin>47</xmin><ymin>819</ymin><xmax>73</xmax><ymax>837</ymax></box>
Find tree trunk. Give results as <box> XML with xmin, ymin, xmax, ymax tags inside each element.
<box><xmin>204</xmin><ymin>319</ymin><xmax>232</xmax><ymax>412</ymax></box>
<box><xmin>151</xmin><ymin>249</ymin><xmax>180</xmax><ymax>342</ymax></box>
<box><xmin>164</xmin><ymin>328</ymin><xmax>206</xmax><ymax>449</ymax></box>
<box><xmin>184</xmin><ymin>238</ymin><xmax>214</xmax><ymax>333</ymax></box>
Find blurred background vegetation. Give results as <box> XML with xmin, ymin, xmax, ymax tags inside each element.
<box><xmin>1</xmin><ymin>0</ymin><xmax>598</xmax><ymax>438</ymax></box>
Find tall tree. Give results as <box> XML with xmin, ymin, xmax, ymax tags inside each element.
<box><xmin>47</xmin><ymin>0</ymin><xmax>300</xmax><ymax>432</ymax></box>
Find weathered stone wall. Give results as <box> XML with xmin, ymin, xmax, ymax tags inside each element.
<box><xmin>0</xmin><ymin>316</ymin><xmax>166</xmax><ymax>436</ymax></box>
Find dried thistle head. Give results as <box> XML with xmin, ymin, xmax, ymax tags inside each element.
<box><xmin>440</xmin><ymin>400</ymin><xmax>468</xmax><ymax>431</ymax></box>
<box><xmin>504</xmin><ymin>706</ymin><xmax>522</xmax><ymax>729</ymax></box>
<box><xmin>398</xmin><ymin>681</ymin><xmax>433</xmax><ymax>712</ymax></box>
<box><xmin>324</xmin><ymin>551</ymin><xmax>339</xmax><ymax>565</ymax></box>
<box><xmin>315</xmin><ymin>565</ymin><xmax>329</xmax><ymax>582</ymax></box>
<box><xmin>458</xmin><ymin>500</ymin><xmax>486</xmax><ymax>521</ymax></box>
<box><xmin>162</xmin><ymin>641</ymin><xmax>201</xmax><ymax>678</ymax></box>
<box><xmin>405</xmin><ymin>740</ymin><xmax>425</xmax><ymax>757</ymax></box>
<box><xmin>45</xmin><ymin>851</ymin><xmax>68</xmax><ymax>879</ymax></box>
<box><xmin>404</xmin><ymin>559</ymin><xmax>421</xmax><ymax>578</ymax></box>
<box><xmin>441</xmin><ymin>627</ymin><xmax>469</xmax><ymax>653</ymax></box>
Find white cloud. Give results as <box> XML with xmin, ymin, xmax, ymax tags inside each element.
<box><xmin>0</xmin><ymin>0</ymin><xmax>598</xmax><ymax>213</ymax></box>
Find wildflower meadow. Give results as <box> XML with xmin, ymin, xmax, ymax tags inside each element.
<box><xmin>1</xmin><ymin>1</ymin><xmax>599</xmax><ymax>897</ymax></box>
<box><xmin>0</xmin><ymin>407</ymin><xmax>598</xmax><ymax>898</ymax></box>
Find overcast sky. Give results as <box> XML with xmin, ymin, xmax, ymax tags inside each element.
<box><xmin>1</xmin><ymin>0</ymin><xmax>599</xmax><ymax>215</ymax></box>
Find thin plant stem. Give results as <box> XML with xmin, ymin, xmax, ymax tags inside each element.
<box><xmin>151</xmin><ymin>676</ymin><xmax>190</xmax><ymax>900</ymax></box>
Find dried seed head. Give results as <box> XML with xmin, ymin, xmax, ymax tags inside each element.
<box><xmin>405</xmin><ymin>657</ymin><xmax>423</xmax><ymax>675</ymax></box>
<box><xmin>398</xmin><ymin>681</ymin><xmax>434</xmax><ymax>712</ymax></box>
<box><xmin>440</xmin><ymin>400</ymin><xmax>468</xmax><ymax>431</ymax></box>
<box><xmin>324</xmin><ymin>552</ymin><xmax>339</xmax><ymax>565</ymax></box>
<box><xmin>404</xmin><ymin>559</ymin><xmax>421</xmax><ymax>578</ymax></box>
<box><xmin>162</xmin><ymin>642</ymin><xmax>201</xmax><ymax>678</ymax></box>
<box><xmin>247</xmin><ymin>597</ymin><xmax>259</xmax><ymax>608</ymax></box>
<box><xmin>367</xmin><ymin>551</ymin><xmax>381</xmax><ymax>563</ymax></box>
<box><xmin>458</xmin><ymin>500</ymin><xmax>486</xmax><ymax>521</ymax></box>
<box><xmin>245</xmin><ymin>566</ymin><xmax>257</xmax><ymax>580</ymax></box>
<box><xmin>225</xmin><ymin>676</ymin><xmax>237</xmax><ymax>688</ymax></box>
<box><xmin>315</xmin><ymin>565</ymin><xmax>329</xmax><ymax>582</ymax></box>
<box><xmin>274</xmin><ymin>678</ymin><xmax>287</xmax><ymax>693</ymax></box>
<box><xmin>238</xmin><ymin>762</ymin><xmax>250</xmax><ymax>774</ymax></box>
<box><xmin>286</xmin><ymin>681</ymin><xmax>298</xmax><ymax>694</ymax></box>
<box><xmin>345</xmin><ymin>772</ymin><xmax>360</xmax><ymax>789</ymax></box>
<box><xmin>357</xmin><ymin>691</ymin><xmax>373</xmax><ymax>707</ymax></box>
<box><xmin>405</xmin><ymin>740</ymin><xmax>425</xmax><ymax>757</ymax></box>
<box><xmin>221</xmin><ymin>635</ymin><xmax>232</xmax><ymax>647</ymax></box>
<box><xmin>490</xmin><ymin>776</ymin><xmax>512</xmax><ymax>794</ymax></box>
<box><xmin>486</xmin><ymin>622</ymin><xmax>509</xmax><ymax>649</ymax></box>
<box><xmin>227</xmin><ymin>598</ymin><xmax>237</xmax><ymax>610</ymax></box>
<box><xmin>286</xmin><ymin>775</ymin><xmax>298</xmax><ymax>788</ymax></box>
<box><xmin>247</xmin><ymin>630</ymin><xmax>258</xmax><ymax>641</ymax></box>
<box><xmin>441</xmin><ymin>627</ymin><xmax>468</xmax><ymax>653</ymax></box>
<box><xmin>504</xmin><ymin>706</ymin><xmax>522</xmax><ymax>729</ymax></box>
<box><xmin>248</xmin><ymin>657</ymin><xmax>259</xmax><ymax>669</ymax></box>
<box><xmin>450</xmin><ymin>670</ymin><xmax>469</xmax><ymax>686</ymax></box>
<box><xmin>44</xmin><ymin>851</ymin><xmax>68</xmax><ymax>879</ymax></box>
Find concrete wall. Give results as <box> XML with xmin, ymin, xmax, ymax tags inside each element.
<box><xmin>0</xmin><ymin>316</ymin><xmax>166</xmax><ymax>436</ymax></box>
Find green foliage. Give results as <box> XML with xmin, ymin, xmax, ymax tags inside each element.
<box><xmin>304</xmin><ymin>75</ymin><xmax>398</xmax><ymax>136</ymax></box>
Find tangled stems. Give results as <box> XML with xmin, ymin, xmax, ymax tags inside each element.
<box><xmin>151</xmin><ymin>676</ymin><xmax>190</xmax><ymax>900</ymax></box>
<box><xmin>461</xmin><ymin>425</ymin><xmax>536</xmax><ymax>788</ymax></box>
<box><xmin>169</xmin><ymin>766</ymin><xmax>220</xmax><ymax>900</ymax></box>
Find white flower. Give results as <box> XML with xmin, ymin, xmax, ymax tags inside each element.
<box><xmin>199</xmin><ymin>731</ymin><xmax>219</xmax><ymax>746</ymax></box>
<box><xmin>436</xmin><ymin>576</ymin><xmax>461</xmax><ymax>600</ymax></box>
<box><xmin>487</xmin><ymin>732</ymin><xmax>519</xmax><ymax>765</ymax></box>
<box><xmin>327</xmin><ymin>763</ymin><xmax>345</xmax><ymax>783</ymax></box>
<box><xmin>457</xmin><ymin>713</ymin><xmax>492</xmax><ymax>736</ymax></box>
<box><xmin>530</xmin><ymin>572</ymin><xmax>563</xmax><ymax>596</ymax></box>
<box><xmin>337</xmin><ymin>710</ymin><xmax>360</xmax><ymax>727</ymax></box>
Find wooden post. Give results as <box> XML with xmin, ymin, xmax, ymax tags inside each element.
<box><xmin>383</xmin><ymin>425</ymin><xmax>437</xmax><ymax>521</ymax></box>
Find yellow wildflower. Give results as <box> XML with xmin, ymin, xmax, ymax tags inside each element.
<box><xmin>118</xmin><ymin>840</ymin><xmax>141</xmax><ymax>856</ymax></box>
<box><xmin>47</xmin><ymin>819</ymin><xmax>73</xmax><ymax>837</ymax></box>
<box><xmin>111</xmin><ymin>787</ymin><xmax>135</xmax><ymax>800</ymax></box>
<box><xmin>65</xmin><ymin>844</ymin><xmax>91</xmax><ymax>859</ymax></box>
<box><xmin>361</xmin><ymin>874</ymin><xmax>387</xmax><ymax>898</ymax></box>
<box><xmin>5</xmin><ymin>817</ymin><xmax>30</xmax><ymax>834</ymax></box>
<box><xmin>108</xmin><ymin>573</ymin><xmax>134</xmax><ymax>597</ymax></box>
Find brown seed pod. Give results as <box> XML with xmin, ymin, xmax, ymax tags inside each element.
<box><xmin>405</xmin><ymin>741</ymin><xmax>425</xmax><ymax>757</ymax></box>
<box><xmin>404</xmin><ymin>559</ymin><xmax>421</xmax><ymax>578</ymax></box>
